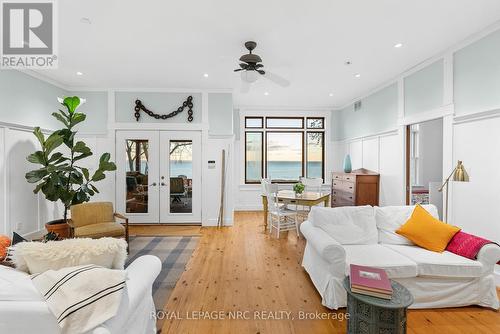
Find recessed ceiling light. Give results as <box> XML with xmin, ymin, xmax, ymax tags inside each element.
<box><xmin>354</xmin><ymin>73</ymin><xmax>361</xmax><ymax>78</ymax></box>
<box><xmin>80</xmin><ymin>17</ymin><xmax>91</xmax><ymax>24</ymax></box>
<box><xmin>76</xmin><ymin>71</ymin><xmax>83</xmax><ymax>76</ymax></box>
<box><xmin>203</xmin><ymin>73</ymin><xmax>209</xmax><ymax>78</ymax></box>
<box><xmin>394</xmin><ymin>43</ymin><xmax>403</xmax><ymax>48</ymax></box>
<box><xmin>329</xmin><ymin>93</ymin><xmax>334</xmax><ymax>97</ymax></box>
<box><xmin>264</xmin><ymin>92</ymin><xmax>269</xmax><ymax>96</ymax></box>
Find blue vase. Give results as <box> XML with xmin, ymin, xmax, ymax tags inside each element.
<box><xmin>343</xmin><ymin>154</ymin><xmax>352</xmax><ymax>173</ymax></box>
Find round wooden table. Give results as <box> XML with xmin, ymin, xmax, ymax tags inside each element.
<box><xmin>343</xmin><ymin>276</ymin><xmax>413</xmax><ymax>334</ymax></box>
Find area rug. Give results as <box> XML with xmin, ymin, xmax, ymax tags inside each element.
<box><xmin>126</xmin><ymin>236</ymin><xmax>199</xmax><ymax>332</ymax></box>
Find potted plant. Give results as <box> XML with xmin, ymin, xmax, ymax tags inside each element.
<box><xmin>25</xmin><ymin>96</ymin><xmax>116</xmax><ymax>238</ymax></box>
<box><xmin>293</xmin><ymin>182</ymin><xmax>305</xmax><ymax>195</ymax></box>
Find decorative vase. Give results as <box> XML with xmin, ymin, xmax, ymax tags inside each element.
<box><xmin>343</xmin><ymin>154</ymin><xmax>352</xmax><ymax>173</ymax></box>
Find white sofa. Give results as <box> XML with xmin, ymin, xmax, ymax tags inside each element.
<box><xmin>0</xmin><ymin>255</ymin><xmax>161</xmax><ymax>334</ymax></box>
<box><xmin>301</xmin><ymin>205</ymin><xmax>500</xmax><ymax>309</ymax></box>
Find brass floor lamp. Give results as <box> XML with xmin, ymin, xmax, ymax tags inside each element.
<box><xmin>438</xmin><ymin>160</ymin><xmax>469</xmax><ymax>223</ymax></box>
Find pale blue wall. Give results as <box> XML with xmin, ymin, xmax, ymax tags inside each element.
<box><xmin>208</xmin><ymin>93</ymin><xmax>233</xmax><ymax>135</ymax></box>
<box><xmin>0</xmin><ymin>70</ymin><xmax>68</xmax><ymax>130</ymax></box>
<box><xmin>454</xmin><ymin>29</ymin><xmax>500</xmax><ymax>115</ymax></box>
<box><xmin>69</xmin><ymin>91</ymin><xmax>108</xmax><ymax>134</ymax></box>
<box><xmin>335</xmin><ymin>83</ymin><xmax>398</xmax><ymax>141</ymax></box>
<box><xmin>404</xmin><ymin>60</ymin><xmax>444</xmax><ymax>115</ymax></box>
<box><xmin>115</xmin><ymin>92</ymin><xmax>202</xmax><ymax>123</ymax></box>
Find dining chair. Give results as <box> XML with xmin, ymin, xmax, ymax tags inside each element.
<box><xmin>265</xmin><ymin>182</ymin><xmax>299</xmax><ymax>238</ymax></box>
<box><xmin>298</xmin><ymin>177</ymin><xmax>324</xmax><ymax>218</ymax></box>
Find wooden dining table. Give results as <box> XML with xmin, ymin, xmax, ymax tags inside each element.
<box><xmin>261</xmin><ymin>190</ymin><xmax>330</xmax><ymax>231</ymax></box>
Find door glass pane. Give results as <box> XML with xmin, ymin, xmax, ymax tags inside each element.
<box><xmin>125</xmin><ymin>140</ymin><xmax>149</xmax><ymax>213</ymax></box>
<box><xmin>169</xmin><ymin>140</ymin><xmax>192</xmax><ymax>213</ymax></box>
<box><xmin>267</xmin><ymin>132</ymin><xmax>303</xmax><ymax>181</ymax></box>
<box><xmin>306</xmin><ymin>132</ymin><xmax>324</xmax><ymax>179</ymax></box>
<box><xmin>266</xmin><ymin>117</ymin><xmax>303</xmax><ymax>128</ymax></box>
<box><xmin>245</xmin><ymin>132</ymin><xmax>263</xmax><ymax>183</ymax></box>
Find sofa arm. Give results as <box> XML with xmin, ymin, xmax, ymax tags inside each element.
<box><xmin>477</xmin><ymin>244</ymin><xmax>500</xmax><ymax>275</ymax></box>
<box><xmin>301</xmin><ymin>221</ymin><xmax>346</xmax><ymax>275</ymax></box>
<box><xmin>125</xmin><ymin>255</ymin><xmax>161</xmax><ymax>308</ymax></box>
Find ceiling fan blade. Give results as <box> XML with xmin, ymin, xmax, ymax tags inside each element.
<box><xmin>257</xmin><ymin>69</ymin><xmax>265</xmax><ymax>75</ymax></box>
<box><xmin>240</xmin><ymin>81</ymin><xmax>251</xmax><ymax>94</ymax></box>
<box><xmin>255</xmin><ymin>64</ymin><xmax>264</xmax><ymax>68</ymax></box>
<box><xmin>239</xmin><ymin>63</ymin><xmax>248</xmax><ymax>69</ymax></box>
<box><xmin>234</xmin><ymin>68</ymin><xmax>244</xmax><ymax>72</ymax></box>
<box><xmin>263</xmin><ymin>71</ymin><xmax>290</xmax><ymax>87</ymax></box>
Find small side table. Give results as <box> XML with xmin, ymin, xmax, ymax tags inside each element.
<box><xmin>343</xmin><ymin>276</ymin><xmax>413</xmax><ymax>334</ymax></box>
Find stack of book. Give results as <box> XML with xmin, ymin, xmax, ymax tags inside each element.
<box><xmin>350</xmin><ymin>264</ymin><xmax>393</xmax><ymax>300</ymax></box>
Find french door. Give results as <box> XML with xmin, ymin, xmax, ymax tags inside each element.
<box><xmin>116</xmin><ymin>130</ymin><xmax>202</xmax><ymax>224</ymax></box>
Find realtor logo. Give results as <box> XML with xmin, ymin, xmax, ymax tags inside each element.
<box><xmin>1</xmin><ymin>0</ymin><xmax>57</xmax><ymax>68</ymax></box>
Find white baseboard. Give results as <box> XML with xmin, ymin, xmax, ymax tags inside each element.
<box><xmin>234</xmin><ymin>205</ymin><xmax>263</xmax><ymax>211</ymax></box>
<box><xmin>205</xmin><ymin>218</ymin><xmax>234</xmax><ymax>227</ymax></box>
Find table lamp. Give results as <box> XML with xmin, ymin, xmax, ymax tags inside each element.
<box><xmin>438</xmin><ymin>160</ymin><xmax>469</xmax><ymax>223</ymax></box>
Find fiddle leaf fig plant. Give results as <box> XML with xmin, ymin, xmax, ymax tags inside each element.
<box><xmin>25</xmin><ymin>96</ymin><xmax>116</xmax><ymax>222</ymax></box>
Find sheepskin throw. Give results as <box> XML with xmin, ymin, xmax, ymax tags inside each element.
<box><xmin>31</xmin><ymin>264</ymin><xmax>126</xmax><ymax>334</ymax></box>
<box><xmin>11</xmin><ymin>237</ymin><xmax>127</xmax><ymax>274</ymax></box>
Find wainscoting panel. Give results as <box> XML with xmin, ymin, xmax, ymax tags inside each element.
<box><xmin>379</xmin><ymin>132</ymin><xmax>405</xmax><ymax>206</ymax></box>
<box><xmin>349</xmin><ymin>140</ymin><xmax>363</xmax><ymax>170</ymax></box>
<box><xmin>362</xmin><ymin>137</ymin><xmax>380</xmax><ymax>172</ymax></box>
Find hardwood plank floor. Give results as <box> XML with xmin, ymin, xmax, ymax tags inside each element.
<box><xmin>160</xmin><ymin>211</ymin><xmax>500</xmax><ymax>334</ymax></box>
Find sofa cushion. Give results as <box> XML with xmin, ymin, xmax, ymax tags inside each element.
<box><xmin>396</xmin><ymin>205</ymin><xmax>460</xmax><ymax>252</ymax></box>
<box><xmin>0</xmin><ymin>265</ymin><xmax>43</xmax><ymax>301</ymax></box>
<box><xmin>385</xmin><ymin>245</ymin><xmax>483</xmax><ymax>278</ymax></box>
<box><xmin>75</xmin><ymin>222</ymin><xmax>125</xmax><ymax>238</ymax></box>
<box><xmin>310</xmin><ymin>206</ymin><xmax>378</xmax><ymax>244</ymax></box>
<box><xmin>343</xmin><ymin>244</ymin><xmax>418</xmax><ymax>278</ymax></box>
<box><xmin>375</xmin><ymin>204</ymin><xmax>439</xmax><ymax>245</ymax></box>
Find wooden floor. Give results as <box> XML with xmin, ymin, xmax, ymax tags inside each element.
<box><xmin>129</xmin><ymin>224</ymin><xmax>202</xmax><ymax>237</ymax></box>
<box><xmin>159</xmin><ymin>211</ymin><xmax>500</xmax><ymax>334</ymax></box>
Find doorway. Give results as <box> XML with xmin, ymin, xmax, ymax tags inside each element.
<box><xmin>116</xmin><ymin>130</ymin><xmax>202</xmax><ymax>224</ymax></box>
<box><xmin>405</xmin><ymin>118</ymin><xmax>443</xmax><ymax>217</ymax></box>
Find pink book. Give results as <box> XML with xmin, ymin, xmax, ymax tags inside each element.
<box><xmin>350</xmin><ymin>264</ymin><xmax>392</xmax><ymax>294</ymax></box>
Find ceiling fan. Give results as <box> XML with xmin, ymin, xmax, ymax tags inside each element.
<box><xmin>234</xmin><ymin>41</ymin><xmax>290</xmax><ymax>93</ymax></box>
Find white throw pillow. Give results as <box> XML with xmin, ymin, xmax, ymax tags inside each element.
<box><xmin>0</xmin><ymin>265</ymin><xmax>43</xmax><ymax>301</ymax></box>
<box><xmin>309</xmin><ymin>206</ymin><xmax>378</xmax><ymax>244</ymax></box>
<box><xmin>375</xmin><ymin>204</ymin><xmax>440</xmax><ymax>245</ymax></box>
<box><xmin>11</xmin><ymin>237</ymin><xmax>127</xmax><ymax>274</ymax></box>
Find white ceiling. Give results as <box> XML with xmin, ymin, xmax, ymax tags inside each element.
<box><xmin>38</xmin><ymin>0</ymin><xmax>500</xmax><ymax>108</ymax></box>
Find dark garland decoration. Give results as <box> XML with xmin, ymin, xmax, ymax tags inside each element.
<box><xmin>134</xmin><ymin>96</ymin><xmax>194</xmax><ymax>122</ymax></box>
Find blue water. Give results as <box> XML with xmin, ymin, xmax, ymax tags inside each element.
<box><xmin>247</xmin><ymin>161</ymin><xmax>322</xmax><ymax>181</ymax></box>
<box><xmin>133</xmin><ymin>161</ymin><xmax>322</xmax><ymax>181</ymax></box>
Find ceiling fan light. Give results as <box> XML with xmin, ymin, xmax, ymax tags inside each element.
<box><xmin>241</xmin><ymin>70</ymin><xmax>259</xmax><ymax>83</ymax></box>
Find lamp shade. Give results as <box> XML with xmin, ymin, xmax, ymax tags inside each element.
<box><xmin>452</xmin><ymin>160</ymin><xmax>469</xmax><ymax>182</ymax></box>
<box><xmin>240</xmin><ymin>70</ymin><xmax>259</xmax><ymax>83</ymax></box>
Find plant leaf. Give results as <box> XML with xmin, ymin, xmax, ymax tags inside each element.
<box><xmin>33</xmin><ymin>127</ymin><xmax>45</xmax><ymax>146</ymax></box>
<box><xmin>63</xmin><ymin>96</ymin><xmax>80</xmax><ymax>114</ymax></box>
<box><xmin>71</xmin><ymin>113</ymin><xmax>86</xmax><ymax>127</ymax></box>
<box><xmin>25</xmin><ymin>169</ymin><xmax>48</xmax><ymax>183</ymax></box>
<box><xmin>81</xmin><ymin>167</ymin><xmax>89</xmax><ymax>181</ymax></box>
<box><xmin>51</xmin><ymin>112</ymin><xmax>69</xmax><ymax>127</ymax></box>
<box><xmin>44</xmin><ymin>133</ymin><xmax>64</xmax><ymax>155</ymax></box>
<box><xmin>27</xmin><ymin>151</ymin><xmax>46</xmax><ymax>165</ymax></box>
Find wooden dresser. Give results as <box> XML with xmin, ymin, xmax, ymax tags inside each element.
<box><xmin>331</xmin><ymin>168</ymin><xmax>380</xmax><ymax>207</ymax></box>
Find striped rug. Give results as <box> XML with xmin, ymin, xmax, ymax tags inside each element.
<box><xmin>125</xmin><ymin>236</ymin><xmax>199</xmax><ymax>332</ymax></box>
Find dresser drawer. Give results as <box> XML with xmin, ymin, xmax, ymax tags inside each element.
<box><xmin>332</xmin><ymin>173</ymin><xmax>343</xmax><ymax>181</ymax></box>
<box><xmin>331</xmin><ymin>194</ymin><xmax>355</xmax><ymax>206</ymax></box>
<box><xmin>332</xmin><ymin>180</ymin><xmax>343</xmax><ymax>188</ymax></box>
<box><xmin>343</xmin><ymin>174</ymin><xmax>356</xmax><ymax>182</ymax></box>
<box><xmin>342</xmin><ymin>182</ymin><xmax>355</xmax><ymax>193</ymax></box>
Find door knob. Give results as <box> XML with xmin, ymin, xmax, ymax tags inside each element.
<box><xmin>161</xmin><ymin>182</ymin><xmax>166</xmax><ymax>186</ymax></box>
<box><xmin>149</xmin><ymin>182</ymin><xmax>157</xmax><ymax>186</ymax></box>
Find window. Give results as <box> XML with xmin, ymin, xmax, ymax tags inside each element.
<box><xmin>245</xmin><ymin>132</ymin><xmax>263</xmax><ymax>183</ymax></box>
<box><xmin>245</xmin><ymin>117</ymin><xmax>263</xmax><ymax>128</ymax></box>
<box><xmin>244</xmin><ymin>116</ymin><xmax>325</xmax><ymax>183</ymax></box>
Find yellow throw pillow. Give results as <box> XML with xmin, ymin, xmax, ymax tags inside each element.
<box><xmin>396</xmin><ymin>204</ymin><xmax>460</xmax><ymax>252</ymax></box>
